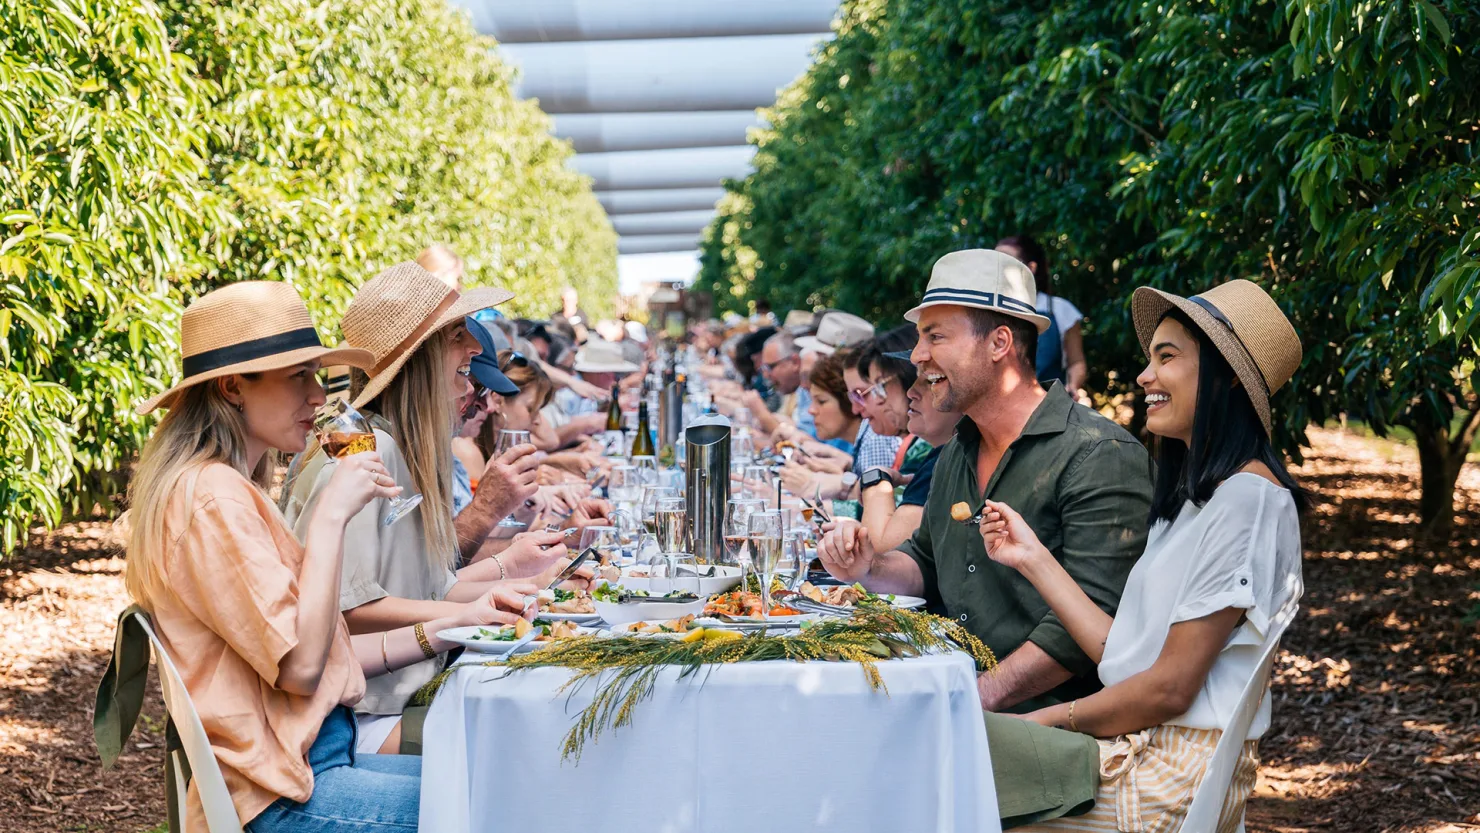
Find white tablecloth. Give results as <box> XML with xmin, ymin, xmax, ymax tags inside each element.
<box><xmin>418</xmin><ymin>651</ymin><xmax>999</xmax><ymax>833</ymax></box>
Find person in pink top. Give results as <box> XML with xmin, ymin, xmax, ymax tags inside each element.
<box><xmin>123</xmin><ymin>281</ymin><xmax>532</xmax><ymax>831</ymax></box>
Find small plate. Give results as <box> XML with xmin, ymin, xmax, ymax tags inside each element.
<box><xmin>884</xmin><ymin>595</ymin><xmax>927</xmax><ymax>610</ymax></box>
<box><xmin>436</xmin><ymin>625</ymin><xmax>598</xmax><ymax>654</ymax></box>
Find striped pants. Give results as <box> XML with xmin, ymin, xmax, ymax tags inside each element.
<box><xmin>1013</xmin><ymin>725</ymin><xmax>1259</xmax><ymax>833</ymax></box>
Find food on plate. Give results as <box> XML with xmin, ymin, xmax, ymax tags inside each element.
<box><xmin>950</xmin><ymin>501</ymin><xmax>974</xmax><ymax>522</ymax></box>
<box><xmin>680</xmin><ymin>627</ymin><xmax>743</xmax><ymax>643</ymax></box>
<box><xmin>469</xmin><ymin>618</ymin><xmax>583</xmax><ymax>643</ymax></box>
<box><xmin>617</xmin><ymin>614</ymin><xmax>697</xmax><ymax>635</ymax></box>
<box><xmin>594</xmin><ymin>582</ymin><xmax>694</xmax><ymax>602</ymax></box>
<box><xmin>539</xmin><ymin>587</ymin><xmax>595</xmax><ymax>614</ymax></box>
<box><xmin>797</xmin><ymin>581</ymin><xmax>895</xmax><ymax>608</ymax></box>
<box><xmin>704</xmin><ymin>590</ymin><xmax>800</xmax><ymax>618</ymax></box>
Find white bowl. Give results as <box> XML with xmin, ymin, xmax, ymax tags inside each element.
<box><xmin>619</xmin><ymin>564</ymin><xmax>742</xmax><ymax>597</ymax></box>
<box><xmin>593</xmin><ymin>597</ymin><xmax>709</xmax><ymax>626</ymax></box>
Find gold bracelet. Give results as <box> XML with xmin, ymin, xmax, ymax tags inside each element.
<box><xmin>1068</xmin><ymin>699</ymin><xmax>1080</xmax><ymax>732</ymax></box>
<box><xmin>380</xmin><ymin>632</ymin><xmax>391</xmax><ymax>674</ymax></box>
<box><xmin>491</xmin><ymin>552</ymin><xmax>507</xmax><ymax>581</ymax></box>
<box><xmin>414</xmin><ymin>622</ymin><xmax>437</xmax><ymax>659</ymax></box>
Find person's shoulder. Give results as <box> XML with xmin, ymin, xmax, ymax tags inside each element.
<box><xmin>1212</xmin><ymin>467</ymin><xmax>1293</xmax><ymax>506</ymax></box>
<box><xmin>1064</xmin><ymin>400</ymin><xmax>1144</xmax><ymax>450</ymax></box>
<box><xmin>192</xmin><ymin>462</ymin><xmax>262</xmax><ymax>506</ymax></box>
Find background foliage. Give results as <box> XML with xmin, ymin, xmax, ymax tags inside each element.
<box><xmin>700</xmin><ymin>0</ymin><xmax>1478</xmax><ymax>530</ymax></box>
<box><xmin>0</xmin><ymin>0</ymin><xmax>617</xmax><ymax>553</ymax></box>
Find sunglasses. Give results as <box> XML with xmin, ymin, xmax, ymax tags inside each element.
<box><xmin>847</xmin><ymin>378</ymin><xmax>893</xmax><ymax>408</ymax></box>
<box><xmin>500</xmin><ymin>350</ymin><xmax>531</xmax><ymax>372</ymax></box>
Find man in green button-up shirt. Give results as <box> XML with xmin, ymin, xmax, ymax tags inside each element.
<box><xmin>820</xmin><ymin>249</ymin><xmax>1151</xmax><ymax>713</ymax></box>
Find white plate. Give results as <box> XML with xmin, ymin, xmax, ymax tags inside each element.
<box><xmin>608</xmin><ymin>622</ymin><xmax>694</xmax><ymax>638</ymax></box>
<box><xmin>884</xmin><ymin>594</ymin><xmax>927</xmax><ymax>610</ymax></box>
<box><xmin>593</xmin><ymin>597</ymin><xmax>709</xmax><ymax>626</ymax></box>
<box><xmin>618</xmin><ymin>564</ymin><xmax>743</xmax><ymax>597</ymax></box>
<box><xmin>692</xmin><ymin>613</ymin><xmax>821</xmax><ymax>627</ymax></box>
<box><xmin>536</xmin><ymin>610</ymin><xmax>604</xmax><ymax>625</ymax></box>
<box><xmin>436</xmin><ymin>624</ymin><xmax>598</xmax><ymax>654</ymax></box>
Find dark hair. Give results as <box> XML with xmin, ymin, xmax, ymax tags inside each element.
<box><xmin>735</xmin><ymin>326</ymin><xmax>777</xmax><ymax>385</ymax></box>
<box><xmin>754</xmin><ymin>299</ymin><xmax>773</xmax><ymax>314</ymax></box>
<box><xmin>964</xmin><ymin>308</ymin><xmax>1037</xmax><ymax>372</ymax></box>
<box><xmin>859</xmin><ymin>324</ymin><xmax>920</xmax><ymax>391</ymax></box>
<box><xmin>808</xmin><ymin>351</ymin><xmax>853</xmax><ymax>407</ymax></box>
<box><xmin>1148</xmin><ymin>309</ymin><xmax>1309</xmax><ymax>525</ymax></box>
<box><xmin>996</xmin><ymin>234</ymin><xmax>1049</xmax><ymax>295</ymax></box>
<box><xmin>547</xmin><ymin>333</ymin><xmax>576</xmax><ymax>369</ymax></box>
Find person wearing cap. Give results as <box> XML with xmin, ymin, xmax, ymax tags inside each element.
<box><xmin>818</xmin><ymin>249</ymin><xmax>1153</xmax><ymax>718</ymax></box>
<box><xmin>282</xmin><ymin>263</ymin><xmax>571</xmax><ymax>755</ymax></box>
<box><xmin>111</xmin><ymin>282</ymin><xmax>537</xmax><ymax>832</ymax></box>
<box><xmin>973</xmin><ymin>279</ymin><xmax>1306</xmax><ymax>830</ymax></box>
<box><xmin>794</xmin><ymin>310</ymin><xmax>875</xmax><ymax>357</ymax></box>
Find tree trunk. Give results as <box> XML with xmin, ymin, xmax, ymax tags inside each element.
<box><xmin>1409</xmin><ymin>402</ymin><xmax>1480</xmax><ymax>534</ymax></box>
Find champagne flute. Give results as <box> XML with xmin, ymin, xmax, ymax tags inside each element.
<box><xmin>315</xmin><ymin>399</ymin><xmax>422</xmax><ymax>527</ymax></box>
<box><xmin>724</xmin><ymin>498</ymin><xmax>766</xmax><ymax>571</ymax></box>
<box><xmin>654</xmin><ymin>496</ymin><xmax>688</xmax><ymax>555</ymax></box>
<box><xmin>640</xmin><ymin>485</ymin><xmax>678</xmax><ymax>532</ymax></box>
<box><xmin>494</xmin><ymin>429</ymin><xmax>532</xmax><ymax>528</ymax></box>
<box><xmin>747</xmin><ymin>510</ymin><xmax>784</xmax><ymax>617</ymax></box>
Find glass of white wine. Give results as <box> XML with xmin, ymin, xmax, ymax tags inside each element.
<box><xmin>747</xmin><ymin>510</ymin><xmax>784</xmax><ymax>617</ymax></box>
<box><xmin>494</xmin><ymin>429</ymin><xmax>532</xmax><ymax>528</ymax></box>
<box><xmin>315</xmin><ymin>399</ymin><xmax>421</xmax><ymax>527</ymax></box>
<box><xmin>654</xmin><ymin>496</ymin><xmax>688</xmax><ymax>556</ymax></box>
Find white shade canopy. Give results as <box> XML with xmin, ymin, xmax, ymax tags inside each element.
<box><xmin>452</xmin><ymin>0</ymin><xmax>837</xmax><ymax>264</ymax></box>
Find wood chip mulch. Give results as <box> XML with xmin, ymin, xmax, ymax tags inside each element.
<box><xmin>0</xmin><ymin>427</ymin><xmax>1476</xmax><ymax>832</ymax></box>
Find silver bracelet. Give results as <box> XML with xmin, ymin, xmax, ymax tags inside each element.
<box><xmin>380</xmin><ymin>631</ymin><xmax>391</xmax><ymax>674</ymax></box>
<box><xmin>491</xmin><ymin>552</ymin><xmax>507</xmax><ymax>580</ymax></box>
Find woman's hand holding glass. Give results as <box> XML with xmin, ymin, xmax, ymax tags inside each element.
<box><xmin>318</xmin><ymin>452</ymin><xmax>402</xmax><ymax>526</ymax></box>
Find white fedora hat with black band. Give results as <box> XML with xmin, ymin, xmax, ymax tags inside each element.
<box><xmin>137</xmin><ymin>282</ymin><xmax>375</xmax><ymax>415</ymax></box>
<box><xmin>1132</xmin><ymin>279</ymin><xmax>1302</xmax><ymax>439</ymax></box>
<box><xmin>904</xmin><ymin>249</ymin><xmax>1052</xmax><ymax>334</ymax></box>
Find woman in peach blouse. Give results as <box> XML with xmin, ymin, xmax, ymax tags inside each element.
<box><xmin>124</xmin><ymin>282</ymin><xmax>531</xmax><ymax>831</ymax></box>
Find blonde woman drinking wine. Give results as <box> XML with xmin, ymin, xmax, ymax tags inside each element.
<box><xmin>121</xmin><ymin>282</ymin><xmax>531</xmax><ymax>831</ymax></box>
<box><xmin>977</xmin><ymin>280</ymin><xmax>1306</xmax><ymax>831</ymax></box>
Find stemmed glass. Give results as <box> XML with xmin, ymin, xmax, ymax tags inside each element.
<box><xmin>630</xmin><ymin>455</ymin><xmax>658</xmax><ymax>487</ymax></box>
<box><xmin>654</xmin><ymin>496</ymin><xmax>689</xmax><ymax>556</ymax></box>
<box><xmin>723</xmin><ymin>498</ymin><xmax>766</xmax><ymax>574</ymax></box>
<box><xmin>608</xmin><ymin>465</ymin><xmax>641</xmax><ymax>513</ymax></box>
<box><xmin>315</xmin><ymin>399</ymin><xmax>422</xmax><ymax>527</ymax></box>
<box><xmin>494</xmin><ymin>429</ymin><xmax>532</xmax><ymax>528</ymax></box>
<box><xmin>639</xmin><ymin>485</ymin><xmax>678</xmax><ymax>532</ymax></box>
<box><xmin>747</xmin><ymin>510</ymin><xmax>784</xmax><ymax>617</ymax></box>
<box><xmin>742</xmin><ymin>464</ymin><xmax>773</xmax><ymax>502</ymax></box>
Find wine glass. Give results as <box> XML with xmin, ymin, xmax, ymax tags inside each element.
<box><xmin>742</xmin><ymin>464</ymin><xmax>773</xmax><ymax>502</ymax></box>
<box><xmin>723</xmin><ymin>498</ymin><xmax>766</xmax><ymax>568</ymax></box>
<box><xmin>494</xmin><ymin>429</ymin><xmax>532</xmax><ymax>528</ymax></box>
<box><xmin>314</xmin><ymin>399</ymin><xmax>422</xmax><ymax>527</ymax></box>
<box><xmin>639</xmin><ymin>485</ymin><xmax>678</xmax><ymax>531</ymax></box>
<box><xmin>654</xmin><ymin>496</ymin><xmax>688</xmax><ymax>555</ymax></box>
<box><xmin>608</xmin><ymin>465</ymin><xmax>641</xmax><ymax>510</ymax></box>
<box><xmin>747</xmin><ymin>510</ymin><xmax>784</xmax><ymax>617</ymax></box>
<box><xmin>630</xmin><ymin>455</ymin><xmax>658</xmax><ymax>486</ymax></box>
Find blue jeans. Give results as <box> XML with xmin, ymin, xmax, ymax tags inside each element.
<box><xmin>247</xmin><ymin>706</ymin><xmax>421</xmax><ymax>832</ymax></box>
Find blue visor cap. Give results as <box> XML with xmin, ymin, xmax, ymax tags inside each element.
<box><xmin>882</xmin><ymin>350</ymin><xmax>916</xmax><ymax>363</ymax></box>
<box><xmin>465</xmin><ymin>318</ymin><xmax>520</xmax><ymax>395</ymax></box>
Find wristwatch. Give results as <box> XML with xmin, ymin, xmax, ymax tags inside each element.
<box><xmin>860</xmin><ymin>468</ymin><xmax>895</xmax><ymax>491</ymax></box>
<box><xmin>839</xmin><ymin>471</ymin><xmax>859</xmax><ymax>492</ymax></box>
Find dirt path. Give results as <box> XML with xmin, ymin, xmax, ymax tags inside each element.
<box><xmin>1</xmin><ymin>428</ymin><xmax>1476</xmax><ymax>832</ymax></box>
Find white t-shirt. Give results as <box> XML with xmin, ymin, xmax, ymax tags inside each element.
<box><xmin>1098</xmin><ymin>473</ymin><xmax>1303</xmax><ymax>739</ymax></box>
<box><xmin>1036</xmin><ymin>293</ymin><xmax>1083</xmax><ymax>340</ymax></box>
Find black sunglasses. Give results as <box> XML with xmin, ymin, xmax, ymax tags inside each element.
<box><xmin>500</xmin><ymin>350</ymin><xmax>531</xmax><ymax>372</ymax></box>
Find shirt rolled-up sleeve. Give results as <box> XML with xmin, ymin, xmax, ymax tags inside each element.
<box><xmin>1025</xmin><ymin>438</ymin><xmax>1151</xmax><ymax>677</ymax></box>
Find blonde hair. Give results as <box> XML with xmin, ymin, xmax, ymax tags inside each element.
<box><xmin>125</xmin><ymin>381</ymin><xmax>271</xmax><ymax>610</ymax></box>
<box><xmin>416</xmin><ymin>244</ymin><xmax>464</xmax><ymax>291</ymax></box>
<box><xmin>364</xmin><ymin>328</ymin><xmax>458</xmax><ymax>570</ymax></box>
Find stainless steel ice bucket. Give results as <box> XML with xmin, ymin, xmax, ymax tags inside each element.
<box><xmin>684</xmin><ymin>414</ymin><xmax>730</xmax><ymax>562</ymax></box>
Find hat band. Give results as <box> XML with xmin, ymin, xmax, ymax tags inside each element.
<box><xmin>921</xmin><ymin>287</ymin><xmax>1037</xmax><ymax>317</ymax></box>
<box><xmin>370</xmin><ymin>290</ymin><xmax>459</xmax><ymax>375</ymax></box>
<box><xmin>1188</xmin><ymin>296</ymin><xmax>1271</xmax><ymax>399</ymax></box>
<box><xmin>180</xmin><ymin>327</ymin><xmax>323</xmax><ymax>377</ymax></box>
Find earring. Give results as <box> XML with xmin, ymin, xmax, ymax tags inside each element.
<box><xmin>234</xmin><ymin>402</ymin><xmax>244</xmax><ymax>413</ymax></box>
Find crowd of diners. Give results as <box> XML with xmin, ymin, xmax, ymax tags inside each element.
<box><xmin>107</xmin><ymin>236</ymin><xmax>1305</xmax><ymax>833</ymax></box>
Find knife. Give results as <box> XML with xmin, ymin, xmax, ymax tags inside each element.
<box><xmin>545</xmin><ymin>547</ymin><xmax>597</xmax><ymax>591</ymax></box>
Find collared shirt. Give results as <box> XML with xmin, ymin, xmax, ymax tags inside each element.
<box><xmin>898</xmin><ymin>383</ymin><xmax>1152</xmax><ymax>711</ymax></box>
<box><xmin>556</xmin><ymin>386</ymin><xmax>599</xmax><ymax>418</ymax></box>
<box><xmin>852</xmin><ymin>418</ymin><xmax>902</xmax><ymax>475</ymax></box>
<box><xmin>149</xmin><ymin>464</ymin><xmax>364</xmax><ymax>829</ymax></box>
<box><xmin>451</xmin><ymin>456</ymin><xmax>473</xmax><ymax>516</ymax></box>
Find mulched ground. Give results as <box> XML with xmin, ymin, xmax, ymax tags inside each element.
<box><xmin>1</xmin><ymin>427</ymin><xmax>1476</xmax><ymax>833</ymax></box>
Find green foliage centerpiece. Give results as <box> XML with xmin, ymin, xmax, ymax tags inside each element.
<box><xmin>412</xmin><ymin>607</ymin><xmax>996</xmax><ymax>761</ymax></box>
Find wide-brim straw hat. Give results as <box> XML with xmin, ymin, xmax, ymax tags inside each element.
<box><xmin>138</xmin><ymin>282</ymin><xmax>374</xmax><ymax>414</ymax></box>
<box><xmin>1131</xmin><ymin>279</ymin><xmax>1302</xmax><ymax>438</ymax></box>
<box><xmin>342</xmin><ymin>262</ymin><xmax>514</xmax><ymax>409</ymax></box>
<box><xmin>904</xmin><ymin>249</ymin><xmax>1052</xmax><ymax>334</ymax></box>
<box><xmin>572</xmin><ymin>338</ymin><xmax>639</xmax><ymax>374</ymax></box>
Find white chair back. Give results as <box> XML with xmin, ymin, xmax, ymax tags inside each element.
<box><xmin>132</xmin><ymin>612</ymin><xmax>245</xmax><ymax>833</ymax></box>
<box><xmin>1180</xmin><ymin>593</ymin><xmax>1301</xmax><ymax>833</ymax></box>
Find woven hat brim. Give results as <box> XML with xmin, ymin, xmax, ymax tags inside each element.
<box><xmin>137</xmin><ymin>344</ymin><xmax>376</xmax><ymax>415</ymax></box>
<box><xmin>903</xmin><ymin>299</ymin><xmax>1052</xmax><ymax>334</ymax></box>
<box><xmin>793</xmin><ymin>336</ymin><xmax>836</xmax><ymax>355</ymax></box>
<box><xmin>351</xmin><ymin>286</ymin><xmax>513</xmax><ymax>410</ymax></box>
<box><xmin>1131</xmin><ymin>286</ymin><xmax>1274</xmax><ymax>438</ymax></box>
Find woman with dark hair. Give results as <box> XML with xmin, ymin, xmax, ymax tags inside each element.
<box><xmin>976</xmin><ymin>280</ymin><xmax>1306</xmax><ymax>831</ymax></box>
<box><xmin>996</xmin><ymin>234</ymin><xmax>1088</xmax><ymax>400</ymax></box>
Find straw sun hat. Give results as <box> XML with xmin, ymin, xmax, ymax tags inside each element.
<box><xmin>1131</xmin><ymin>279</ymin><xmax>1302</xmax><ymax>438</ymax></box>
<box><xmin>343</xmin><ymin>262</ymin><xmax>514</xmax><ymax>409</ymax></box>
<box><xmin>137</xmin><ymin>282</ymin><xmax>374</xmax><ymax>415</ymax></box>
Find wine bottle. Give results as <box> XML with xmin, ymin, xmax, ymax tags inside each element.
<box><xmin>631</xmin><ymin>401</ymin><xmax>656</xmax><ymax>457</ymax></box>
<box><xmin>605</xmin><ymin>384</ymin><xmax>623</xmax><ymax>432</ymax></box>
